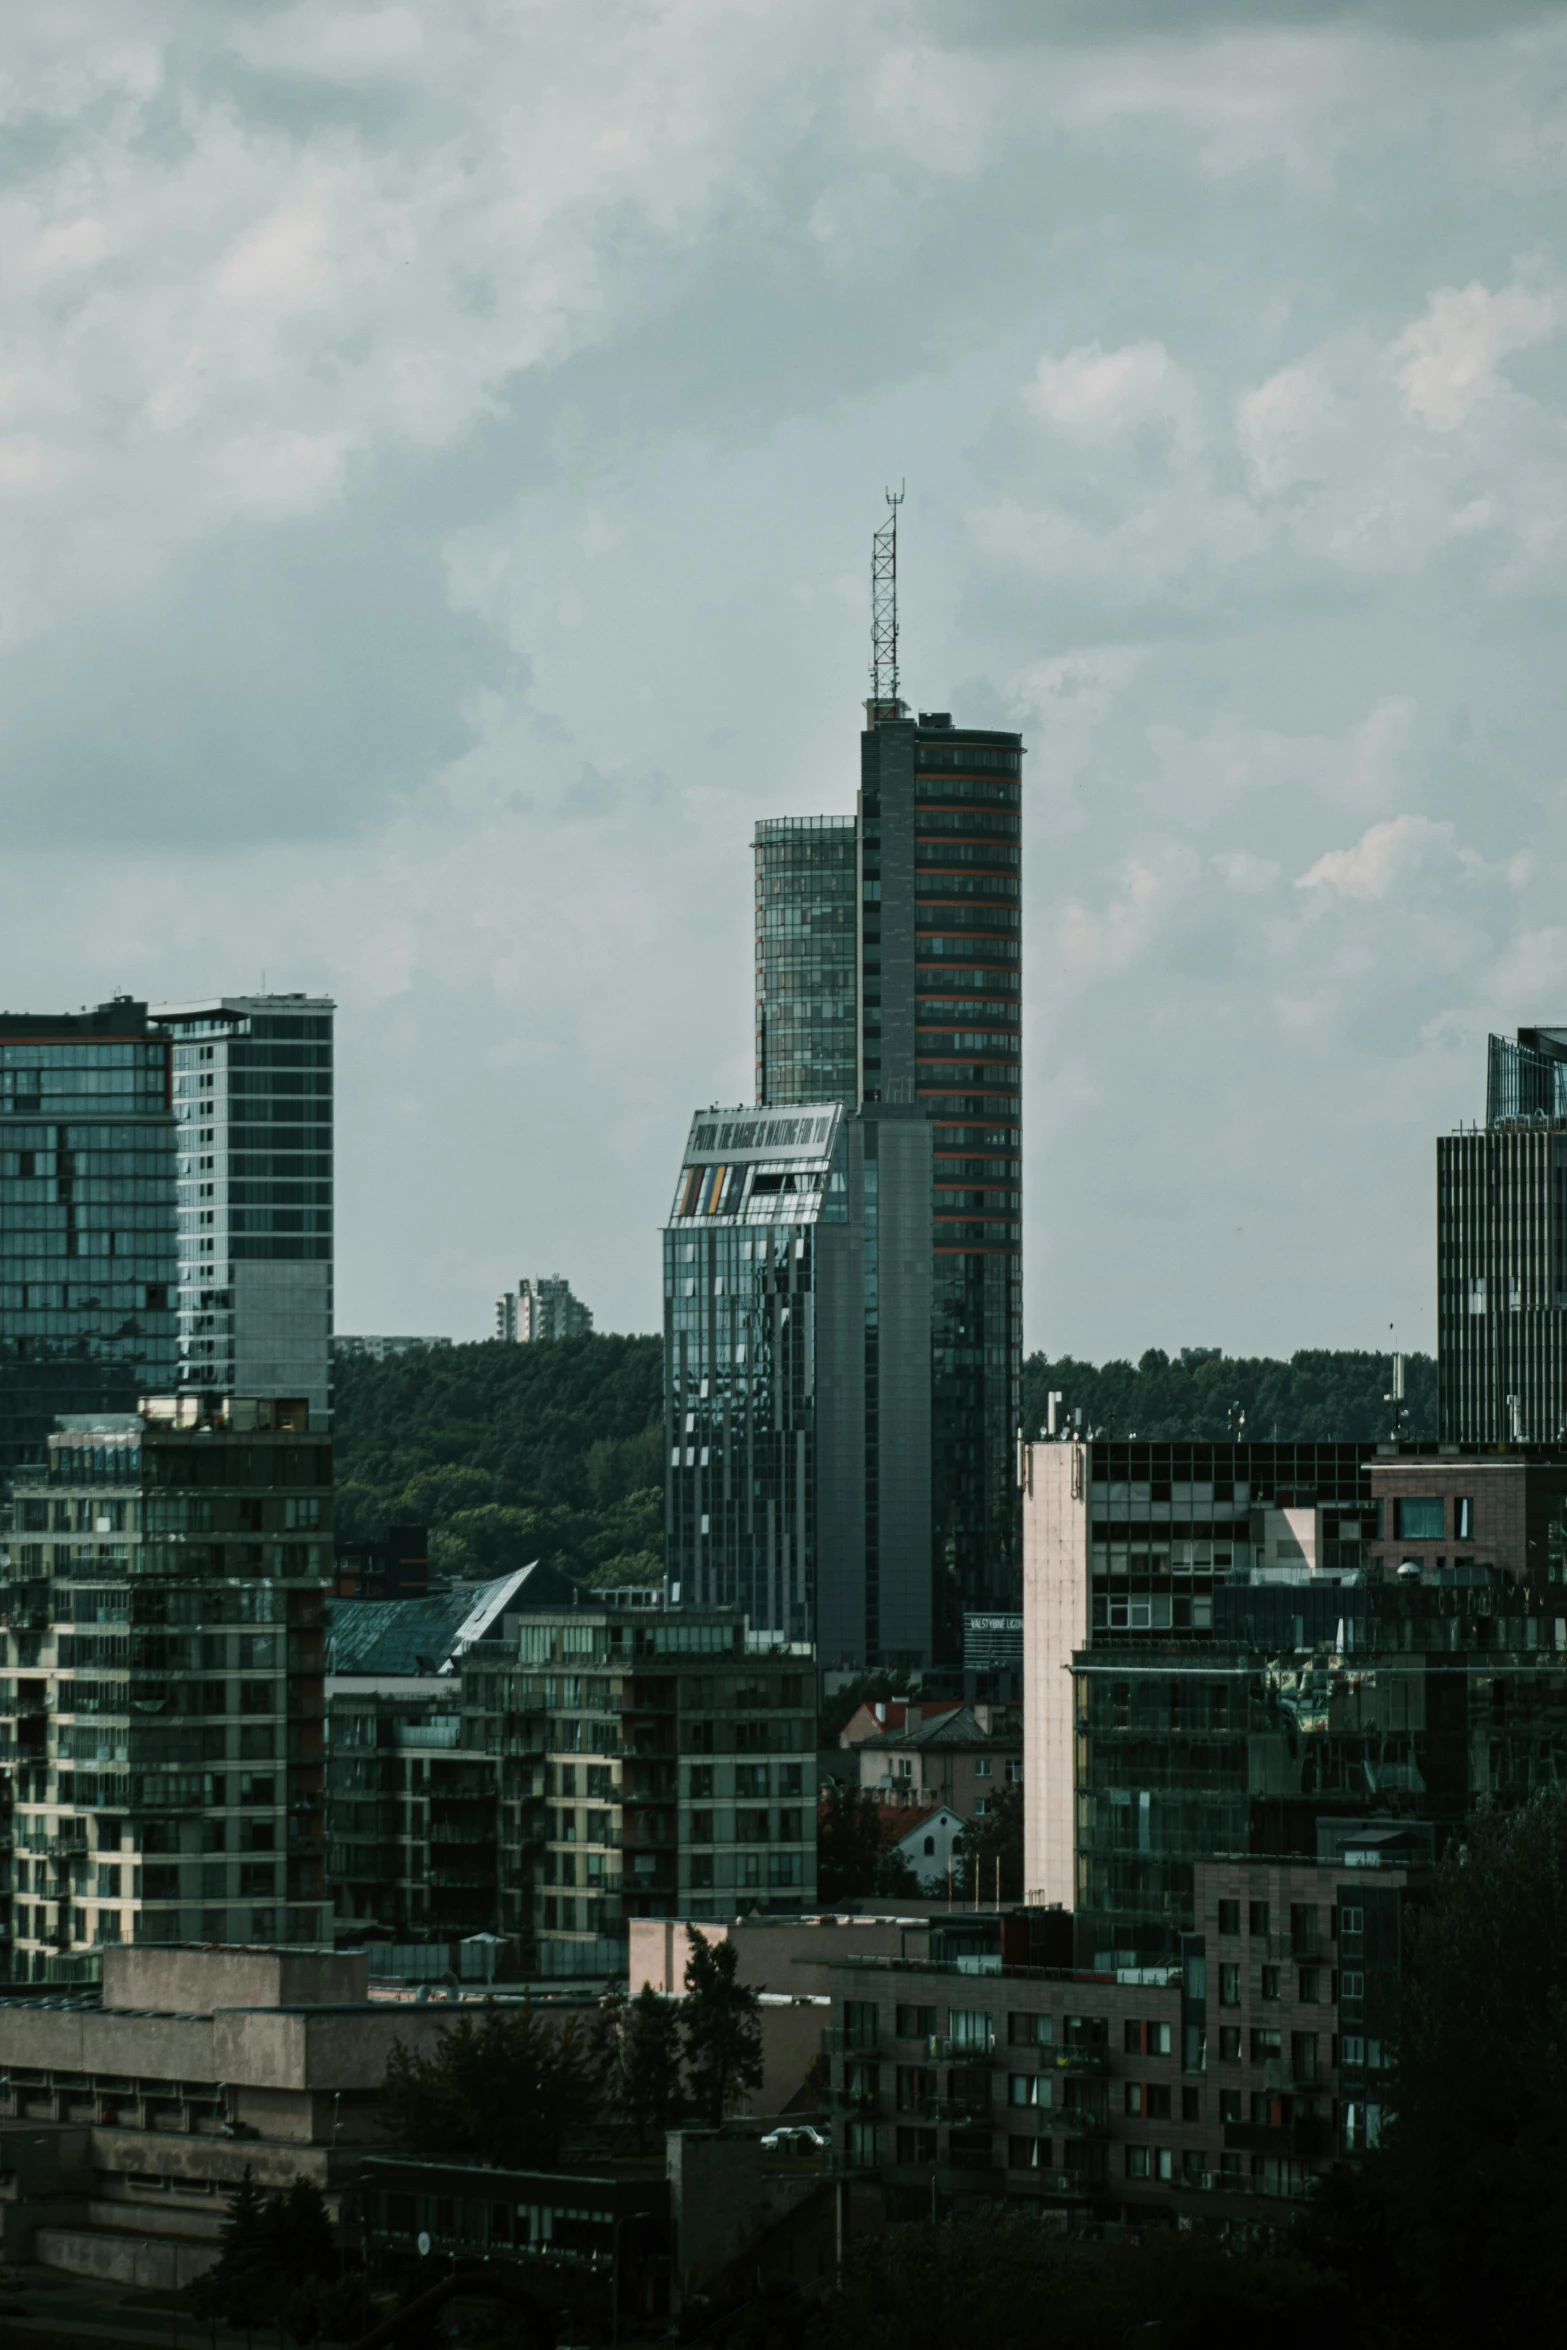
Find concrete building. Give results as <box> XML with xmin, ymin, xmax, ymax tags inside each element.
<box><xmin>152</xmin><ymin>996</ymin><xmax>334</xmax><ymax>1427</ymax></box>
<box><xmin>0</xmin><ymin>1396</ymin><xmax>333</xmax><ymax>1979</ymax></box>
<box><xmin>335</xmin><ymin>1337</ymin><xmax>451</xmax><ymax>1362</ymax></box>
<box><xmin>494</xmin><ymin>1278</ymin><xmax>592</xmax><ymax>1344</ymax></box>
<box><xmin>0</xmin><ymin>999</ymin><xmax>179</xmax><ymax>1486</ymax></box>
<box><xmin>1023</xmin><ymin>1435</ymin><xmax>1567</xmax><ymax>1964</ymax></box>
<box><xmin>0</xmin><ymin>1942</ymin><xmax>526</xmax><ymax>2289</ymax></box>
<box><xmin>821</xmin><ymin>1847</ymin><xmax>1423</xmax><ymax>2222</ymax></box>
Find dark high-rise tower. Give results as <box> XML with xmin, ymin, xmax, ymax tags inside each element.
<box><xmin>0</xmin><ymin>998</ymin><xmax>178</xmax><ymax>1483</ymax></box>
<box><xmin>1439</xmin><ymin>1027</ymin><xmax>1567</xmax><ymax>1444</ymax></box>
<box><xmin>673</xmin><ymin>504</ymin><xmax>1024</xmax><ymax>1666</ymax></box>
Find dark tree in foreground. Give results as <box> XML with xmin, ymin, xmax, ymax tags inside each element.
<box><xmin>189</xmin><ymin>2169</ymin><xmax>355</xmax><ymax>2339</ymax></box>
<box><xmin>382</xmin><ymin>1998</ymin><xmax>594</xmax><ymax>2169</ymax></box>
<box><xmin>595</xmin><ymin>1982</ymin><xmax>686</xmax><ymax>2151</ymax></box>
<box><xmin>817</xmin><ymin>1784</ymin><xmax>890</xmax><ymax>1900</ymax></box>
<box><xmin>952</xmin><ymin>1779</ymin><xmax>1024</xmax><ymax>1903</ymax></box>
<box><xmin>1307</xmin><ymin>1786</ymin><xmax>1567</xmax><ymax>2350</ymax></box>
<box><xmin>682</xmin><ymin>1927</ymin><xmax>763</xmax><ymax>2126</ymax></box>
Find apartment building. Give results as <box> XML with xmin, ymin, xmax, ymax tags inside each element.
<box><xmin>851</xmin><ymin>1703</ymin><xmax>1021</xmax><ymax>1822</ymax></box>
<box><xmin>0</xmin><ymin>1397</ymin><xmax>332</xmax><ymax>1981</ymax></box>
<box><xmin>823</xmin><ymin>1849</ymin><xmax>1421</xmax><ymax>2222</ymax></box>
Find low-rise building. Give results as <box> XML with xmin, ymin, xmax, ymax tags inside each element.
<box><xmin>0</xmin><ymin>1942</ymin><xmax>491</xmax><ymax>2288</ymax></box>
<box><xmin>852</xmin><ymin>1703</ymin><xmax>1021</xmax><ymax>1824</ymax></box>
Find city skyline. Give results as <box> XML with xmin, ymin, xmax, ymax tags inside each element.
<box><xmin>1</xmin><ymin>8</ymin><xmax>1564</xmax><ymax>1360</ymax></box>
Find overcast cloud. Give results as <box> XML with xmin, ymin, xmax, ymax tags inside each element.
<box><xmin>2</xmin><ymin>0</ymin><xmax>1565</xmax><ymax>1357</ymax></box>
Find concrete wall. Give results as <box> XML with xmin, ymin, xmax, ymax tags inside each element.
<box><xmin>630</xmin><ymin>1914</ymin><xmax>922</xmax><ymax>1998</ymax></box>
<box><xmin>103</xmin><ymin>1946</ymin><xmax>368</xmax><ymax>2014</ymax></box>
<box><xmin>1023</xmin><ymin>1442</ymin><xmax>1086</xmax><ymax>1910</ymax></box>
<box><xmin>34</xmin><ymin>2227</ymin><xmax>218</xmax><ymax>2291</ymax></box>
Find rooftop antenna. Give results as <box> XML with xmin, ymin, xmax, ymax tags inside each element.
<box><xmin>870</xmin><ymin>485</ymin><xmax>905</xmax><ymax>719</ymax></box>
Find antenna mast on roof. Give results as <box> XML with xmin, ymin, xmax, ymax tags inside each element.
<box><xmin>869</xmin><ymin>485</ymin><xmax>905</xmax><ymax>718</ymax></box>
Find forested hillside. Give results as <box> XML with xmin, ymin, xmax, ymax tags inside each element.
<box><xmin>1021</xmin><ymin>1345</ymin><xmax>1437</xmax><ymax>1444</ymax></box>
<box><xmin>333</xmin><ymin>1336</ymin><xmax>1438</xmax><ymax>1592</ymax></box>
<box><xmin>333</xmin><ymin>1335</ymin><xmax>664</xmax><ymax>1588</ymax></box>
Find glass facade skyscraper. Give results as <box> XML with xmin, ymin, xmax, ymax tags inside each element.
<box><xmin>1439</xmin><ymin>1026</ymin><xmax>1567</xmax><ymax>1444</ymax></box>
<box><xmin>754</xmin><ymin>817</ymin><xmax>859</xmax><ymax>1107</ymax></box>
<box><xmin>0</xmin><ymin>1001</ymin><xmax>177</xmax><ymax>1485</ymax></box>
<box><xmin>151</xmin><ymin>996</ymin><xmax>334</xmax><ymax>1426</ymax></box>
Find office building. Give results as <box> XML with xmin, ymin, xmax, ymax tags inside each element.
<box><xmin>151</xmin><ymin>995</ymin><xmax>333</xmax><ymax>1427</ymax></box>
<box><xmin>0</xmin><ymin>1395</ymin><xmax>333</xmax><ymax>1980</ymax></box>
<box><xmin>679</xmin><ymin>663</ymin><xmax>1025</xmax><ymax>1667</ymax></box>
<box><xmin>1022</xmin><ymin>1435</ymin><xmax>1567</xmax><ymax>1966</ymax></box>
<box><xmin>754</xmin><ymin>815</ymin><xmax>859</xmax><ymax>1107</ymax></box>
<box><xmin>494</xmin><ymin>1276</ymin><xmax>592</xmax><ymax>1344</ymax></box>
<box><xmin>1439</xmin><ymin>1026</ymin><xmax>1567</xmax><ymax>1444</ymax></box>
<box><xmin>0</xmin><ymin>999</ymin><xmax>178</xmax><ymax>1485</ymax></box>
<box><xmin>663</xmin><ymin>1100</ymin><xmax>935</xmax><ymax>1660</ymax></box>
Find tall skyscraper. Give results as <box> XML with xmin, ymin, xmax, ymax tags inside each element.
<box><xmin>668</xmin><ymin>512</ymin><xmax>1025</xmax><ymax>1666</ymax></box>
<box><xmin>0</xmin><ymin>1000</ymin><xmax>178</xmax><ymax>1485</ymax></box>
<box><xmin>754</xmin><ymin>816</ymin><xmax>859</xmax><ymax>1106</ymax></box>
<box><xmin>1439</xmin><ymin>1026</ymin><xmax>1567</xmax><ymax>1444</ymax></box>
<box><xmin>151</xmin><ymin>996</ymin><xmax>334</xmax><ymax>1426</ymax></box>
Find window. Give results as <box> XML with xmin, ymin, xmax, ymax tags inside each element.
<box><xmin>689</xmin><ymin>1855</ymin><xmax>713</xmax><ymax>1888</ymax></box>
<box><xmin>689</xmin><ymin>1765</ymin><xmax>714</xmax><ymax>1799</ymax></box>
<box><xmin>898</xmin><ymin>2128</ymin><xmax>938</xmax><ymax>2165</ymax></box>
<box><xmin>1341</xmin><ymin>1971</ymin><xmax>1365</xmax><ymax>2000</ymax></box>
<box><xmin>973</xmin><ymin>1797</ymin><xmax>990</xmax><ymax>1817</ymax></box>
<box><xmin>1457</xmin><ymin>1496</ymin><xmax>1475</xmax><ymax>1539</ymax></box>
<box><xmin>1125</xmin><ymin>2082</ymin><xmax>1145</xmax><ymax>2116</ymax></box>
<box><xmin>844</xmin><ymin>2001</ymin><xmax>879</xmax><ymax>2051</ymax></box>
<box><xmin>1250</xmin><ymin>2029</ymin><xmax>1282</xmax><ymax>2062</ymax></box>
<box><xmin>896</xmin><ymin>2004</ymin><xmax>937</xmax><ymax>2040</ymax></box>
<box><xmin>947</xmin><ymin>2010</ymin><xmax>994</xmax><ymax>2053</ymax></box>
<box><xmin>1145</xmin><ymin>2085</ymin><xmax>1171</xmax><ymax>2119</ymax></box>
<box><xmin>1124</xmin><ymin>2020</ymin><xmax>1173</xmax><ymax>2057</ymax></box>
<box><xmin>1341</xmin><ymin>1905</ymin><xmax>1364</xmax><ymax>1938</ymax></box>
<box><xmin>1219</xmin><ymin>2089</ymin><xmax>1242</xmax><ymax>2123</ymax></box>
<box><xmin>1261</xmin><ymin>1967</ymin><xmax>1280</xmax><ymax>2002</ymax></box>
<box><xmin>1007</xmin><ymin>2012</ymin><xmax>1053</xmax><ymax>2046</ymax></box>
<box><xmin>1248</xmin><ymin>1901</ymin><xmax>1269</xmax><ymax>1937</ymax></box>
<box><xmin>1217</xmin><ymin>1899</ymin><xmax>1240</xmax><ymax>1936</ymax></box>
<box><xmin>1011</xmin><ymin>2074</ymin><xmax>1049</xmax><ymax>2108</ymax></box>
<box><xmin>974</xmin><ymin>1760</ymin><xmax>992</xmax><ymax>1778</ymax></box>
<box><xmin>1395</xmin><ymin>1497</ymin><xmax>1445</xmax><ymax>1540</ymax></box>
<box><xmin>897</xmin><ymin>2067</ymin><xmax>934</xmax><ymax>2113</ymax></box>
<box><xmin>1126</xmin><ymin>2146</ymin><xmax>1150</xmax><ymax>2179</ymax></box>
<box><xmin>1219</xmin><ymin>1964</ymin><xmax>1240</xmax><ymax>2007</ymax></box>
<box><xmin>1182</xmin><ymin>2086</ymin><xmax>1201</xmax><ymax>2122</ymax></box>
<box><xmin>1218</xmin><ymin>2028</ymin><xmax>1242</xmax><ymax>2062</ymax></box>
<box><xmin>1298</xmin><ymin>1967</ymin><xmax>1321</xmax><ymax>2003</ymax></box>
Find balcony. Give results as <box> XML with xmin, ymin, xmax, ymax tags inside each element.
<box><xmin>824</xmin><ymin>2027</ymin><xmax>880</xmax><ymax>2056</ymax></box>
<box><xmin>1048</xmin><ymin>2047</ymin><xmax>1110</xmax><ymax>2075</ymax></box>
<box><xmin>926</xmin><ymin>2037</ymin><xmax>994</xmax><ymax>2063</ymax></box>
<box><xmin>1263</xmin><ymin>2059</ymin><xmax>1323</xmax><ymax>2095</ymax></box>
<box><xmin>1224</xmin><ymin>2117</ymin><xmax>1332</xmax><ymax>2161</ymax></box>
<box><xmin>831</xmin><ymin>2086</ymin><xmax>882</xmax><ymax>2115</ymax></box>
<box><xmin>1054</xmin><ymin>2107</ymin><xmax>1111</xmax><ymax>2138</ymax></box>
<box><xmin>1028</xmin><ymin>2168</ymin><xmax>1105</xmax><ymax>2198</ymax></box>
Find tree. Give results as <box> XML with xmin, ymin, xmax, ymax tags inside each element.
<box><xmin>817</xmin><ymin>1784</ymin><xmax>889</xmax><ymax>1900</ymax></box>
<box><xmin>951</xmin><ymin>1780</ymin><xmax>1023</xmax><ymax>1903</ymax></box>
<box><xmin>1021</xmin><ymin>1346</ymin><xmax>1438</xmax><ymax>1446</ymax></box>
<box><xmin>872</xmin><ymin>1844</ymin><xmax>923</xmax><ymax>1898</ymax></box>
<box><xmin>1309</xmin><ymin>1786</ymin><xmax>1567</xmax><ymax>2350</ymax></box>
<box><xmin>190</xmin><ymin>2169</ymin><xmax>343</xmax><ymax>2333</ymax></box>
<box><xmin>595</xmin><ymin>1983</ymin><xmax>686</xmax><ymax>2151</ymax></box>
<box><xmin>382</xmin><ymin>1998</ymin><xmax>595</xmax><ymax>2168</ymax></box>
<box><xmin>681</xmin><ymin>1928</ymin><xmax>763</xmax><ymax>2127</ymax></box>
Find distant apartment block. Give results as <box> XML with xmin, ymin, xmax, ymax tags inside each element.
<box><xmin>0</xmin><ymin>998</ymin><xmax>178</xmax><ymax>1485</ymax></box>
<box><xmin>494</xmin><ymin>1277</ymin><xmax>592</xmax><ymax>1344</ymax></box>
<box><xmin>152</xmin><ymin>995</ymin><xmax>334</xmax><ymax>1428</ymax></box>
<box><xmin>335</xmin><ymin>1336</ymin><xmax>452</xmax><ymax>1362</ymax></box>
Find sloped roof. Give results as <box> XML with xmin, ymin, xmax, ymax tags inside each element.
<box><xmin>327</xmin><ymin>1559</ymin><xmax>576</xmax><ymax>1677</ymax></box>
<box><xmin>840</xmin><ymin>1699</ymin><xmax>961</xmax><ymax>1746</ymax></box>
<box><xmin>856</xmin><ymin>1705</ymin><xmax>1019</xmax><ymax>1753</ymax></box>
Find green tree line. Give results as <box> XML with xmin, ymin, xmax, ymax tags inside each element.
<box><xmin>333</xmin><ymin>1334</ymin><xmax>664</xmax><ymax>1587</ymax></box>
<box><xmin>1022</xmin><ymin>1345</ymin><xmax>1437</xmax><ymax>1445</ymax></box>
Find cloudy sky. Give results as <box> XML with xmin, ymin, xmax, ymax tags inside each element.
<box><xmin>4</xmin><ymin>0</ymin><xmax>1565</xmax><ymax>1358</ymax></box>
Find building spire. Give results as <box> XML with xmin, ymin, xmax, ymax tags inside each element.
<box><xmin>869</xmin><ymin>485</ymin><xmax>905</xmax><ymax>721</ymax></box>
